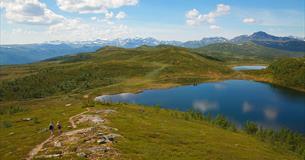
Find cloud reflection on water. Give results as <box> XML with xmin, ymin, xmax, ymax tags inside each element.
<box><xmin>192</xmin><ymin>100</ymin><xmax>218</xmax><ymax>113</ymax></box>
<box><xmin>242</xmin><ymin>101</ymin><xmax>253</xmax><ymax>113</ymax></box>
<box><xmin>95</xmin><ymin>93</ymin><xmax>136</xmax><ymax>102</ymax></box>
<box><xmin>263</xmin><ymin>107</ymin><xmax>278</xmax><ymax>120</ymax></box>
<box><xmin>214</xmin><ymin>83</ymin><xmax>226</xmax><ymax>90</ymax></box>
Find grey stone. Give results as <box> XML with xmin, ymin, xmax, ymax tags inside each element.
<box><xmin>54</xmin><ymin>141</ymin><xmax>62</xmax><ymax>147</ymax></box>
<box><xmin>22</xmin><ymin>118</ymin><xmax>32</xmax><ymax>121</ymax></box>
<box><xmin>77</xmin><ymin>152</ymin><xmax>87</xmax><ymax>158</ymax></box>
<box><xmin>103</xmin><ymin>133</ymin><xmax>121</xmax><ymax>142</ymax></box>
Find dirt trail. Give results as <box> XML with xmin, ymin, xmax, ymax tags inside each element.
<box><xmin>69</xmin><ymin>108</ymin><xmax>90</xmax><ymax>129</ymax></box>
<box><xmin>26</xmin><ymin>135</ymin><xmax>54</xmax><ymax>160</ymax></box>
<box><xmin>26</xmin><ymin>108</ymin><xmax>90</xmax><ymax>160</ymax></box>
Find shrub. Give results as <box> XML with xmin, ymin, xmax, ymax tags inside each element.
<box><xmin>32</xmin><ymin>117</ymin><xmax>40</xmax><ymax>124</ymax></box>
<box><xmin>82</xmin><ymin>100</ymin><xmax>95</xmax><ymax>108</ymax></box>
<box><xmin>1</xmin><ymin>121</ymin><xmax>12</xmax><ymax>128</ymax></box>
<box><xmin>213</xmin><ymin>114</ymin><xmax>236</xmax><ymax>131</ymax></box>
<box><xmin>243</xmin><ymin>121</ymin><xmax>258</xmax><ymax>134</ymax></box>
<box><xmin>0</xmin><ymin>106</ymin><xmax>28</xmax><ymax>115</ymax></box>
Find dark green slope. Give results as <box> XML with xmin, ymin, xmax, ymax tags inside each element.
<box><xmin>268</xmin><ymin>57</ymin><xmax>305</xmax><ymax>89</ymax></box>
<box><xmin>194</xmin><ymin>42</ymin><xmax>304</xmax><ymax>62</ymax></box>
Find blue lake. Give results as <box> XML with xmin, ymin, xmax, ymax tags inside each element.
<box><xmin>233</xmin><ymin>66</ymin><xmax>267</xmax><ymax>71</ymax></box>
<box><xmin>96</xmin><ymin>80</ymin><xmax>305</xmax><ymax>133</ymax></box>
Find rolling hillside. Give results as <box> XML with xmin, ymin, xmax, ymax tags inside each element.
<box><xmin>268</xmin><ymin>57</ymin><xmax>305</xmax><ymax>89</ymax></box>
<box><xmin>194</xmin><ymin>42</ymin><xmax>304</xmax><ymax>63</ymax></box>
<box><xmin>0</xmin><ymin>45</ymin><xmax>232</xmax><ymax>101</ymax></box>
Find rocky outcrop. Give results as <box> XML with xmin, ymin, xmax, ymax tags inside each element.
<box><xmin>32</xmin><ymin>109</ymin><xmax>121</xmax><ymax>160</ymax></box>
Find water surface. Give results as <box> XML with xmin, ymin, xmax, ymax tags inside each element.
<box><xmin>233</xmin><ymin>66</ymin><xmax>267</xmax><ymax>71</ymax></box>
<box><xmin>96</xmin><ymin>80</ymin><xmax>305</xmax><ymax>133</ymax></box>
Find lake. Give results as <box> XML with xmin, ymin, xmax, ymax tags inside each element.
<box><xmin>95</xmin><ymin>80</ymin><xmax>305</xmax><ymax>133</ymax></box>
<box><xmin>233</xmin><ymin>66</ymin><xmax>267</xmax><ymax>71</ymax></box>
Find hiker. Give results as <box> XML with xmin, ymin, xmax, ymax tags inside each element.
<box><xmin>49</xmin><ymin>122</ymin><xmax>54</xmax><ymax>135</ymax></box>
<box><xmin>57</xmin><ymin>121</ymin><xmax>62</xmax><ymax>134</ymax></box>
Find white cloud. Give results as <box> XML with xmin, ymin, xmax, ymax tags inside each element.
<box><xmin>186</xmin><ymin>9</ymin><xmax>200</xmax><ymax>19</ymax></box>
<box><xmin>91</xmin><ymin>16</ymin><xmax>97</xmax><ymax>21</ymax></box>
<box><xmin>0</xmin><ymin>0</ymin><xmax>64</xmax><ymax>25</ymax></box>
<box><xmin>48</xmin><ymin>19</ymin><xmax>90</xmax><ymax>33</ymax></box>
<box><xmin>243</xmin><ymin>18</ymin><xmax>256</xmax><ymax>24</ymax></box>
<box><xmin>55</xmin><ymin>0</ymin><xmax>138</xmax><ymax>14</ymax></box>
<box><xmin>186</xmin><ymin>4</ymin><xmax>230</xmax><ymax>27</ymax></box>
<box><xmin>105</xmin><ymin>11</ymin><xmax>114</xmax><ymax>19</ymax></box>
<box><xmin>116</xmin><ymin>11</ymin><xmax>127</xmax><ymax>19</ymax></box>
<box><xmin>209</xmin><ymin>25</ymin><xmax>220</xmax><ymax>30</ymax></box>
<box><xmin>47</xmin><ymin>19</ymin><xmax>131</xmax><ymax>41</ymax></box>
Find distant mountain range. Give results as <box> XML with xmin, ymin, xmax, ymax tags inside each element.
<box><xmin>0</xmin><ymin>31</ymin><xmax>304</xmax><ymax>65</ymax></box>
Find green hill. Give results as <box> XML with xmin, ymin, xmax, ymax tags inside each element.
<box><xmin>0</xmin><ymin>45</ymin><xmax>232</xmax><ymax>101</ymax></box>
<box><xmin>238</xmin><ymin>57</ymin><xmax>305</xmax><ymax>91</ymax></box>
<box><xmin>194</xmin><ymin>42</ymin><xmax>304</xmax><ymax>63</ymax></box>
<box><xmin>268</xmin><ymin>57</ymin><xmax>305</xmax><ymax>89</ymax></box>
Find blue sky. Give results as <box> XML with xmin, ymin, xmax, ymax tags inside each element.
<box><xmin>0</xmin><ymin>0</ymin><xmax>304</xmax><ymax>44</ymax></box>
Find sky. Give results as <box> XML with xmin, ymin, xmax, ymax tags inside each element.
<box><xmin>0</xmin><ymin>0</ymin><xmax>304</xmax><ymax>44</ymax></box>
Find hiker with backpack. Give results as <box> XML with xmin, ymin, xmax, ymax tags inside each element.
<box><xmin>49</xmin><ymin>121</ymin><xmax>54</xmax><ymax>135</ymax></box>
<box><xmin>57</xmin><ymin>121</ymin><xmax>62</xmax><ymax>134</ymax></box>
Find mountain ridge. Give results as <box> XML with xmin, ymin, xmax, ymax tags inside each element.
<box><xmin>1</xmin><ymin>31</ymin><xmax>304</xmax><ymax>65</ymax></box>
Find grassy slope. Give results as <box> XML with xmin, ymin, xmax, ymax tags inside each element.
<box><xmin>240</xmin><ymin>57</ymin><xmax>305</xmax><ymax>91</ymax></box>
<box><xmin>0</xmin><ymin>46</ymin><xmax>232</xmax><ymax>101</ymax></box>
<box><xmin>105</xmin><ymin>103</ymin><xmax>299</xmax><ymax>160</ymax></box>
<box><xmin>0</xmin><ymin>46</ymin><xmax>303</xmax><ymax>159</ymax></box>
<box><xmin>0</xmin><ymin>98</ymin><xmax>301</xmax><ymax>160</ymax></box>
<box><xmin>194</xmin><ymin>42</ymin><xmax>304</xmax><ymax>64</ymax></box>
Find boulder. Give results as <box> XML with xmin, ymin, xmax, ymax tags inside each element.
<box><xmin>77</xmin><ymin>152</ymin><xmax>87</xmax><ymax>158</ymax></box>
<box><xmin>22</xmin><ymin>118</ymin><xmax>32</xmax><ymax>121</ymax></box>
<box><xmin>54</xmin><ymin>141</ymin><xmax>62</xmax><ymax>147</ymax></box>
<box><xmin>103</xmin><ymin>133</ymin><xmax>121</xmax><ymax>142</ymax></box>
<box><xmin>97</xmin><ymin>137</ymin><xmax>108</xmax><ymax>144</ymax></box>
<box><xmin>65</xmin><ymin>104</ymin><xmax>72</xmax><ymax>107</ymax></box>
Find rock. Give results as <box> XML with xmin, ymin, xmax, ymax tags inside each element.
<box><xmin>103</xmin><ymin>134</ymin><xmax>121</xmax><ymax>142</ymax></box>
<box><xmin>63</xmin><ymin>127</ymin><xmax>93</xmax><ymax>136</ymax></box>
<box><xmin>97</xmin><ymin>132</ymin><xmax>104</xmax><ymax>136</ymax></box>
<box><xmin>87</xmin><ymin>146</ymin><xmax>110</xmax><ymax>153</ymax></box>
<box><xmin>95</xmin><ymin>109</ymin><xmax>117</xmax><ymax>114</ymax></box>
<box><xmin>22</xmin><ymin>118</ymin><xmax>32</xmax><ymax>121</ymax></box>
<box><xmin>100</xmin><ymin>125</ymin><xmax>118</xmax><ymax>131</ymax></box>
<box><xmin>76</xmin><ymin>115</ymin><xmax>104</xmax><ymax>124</ymax></box>
<box><xmin>97</xmin><ymin>137</ymin><xmax>108</xmax><ymax>144</ymax></box>
<box><xmin>54</xmin><ymin>141</ymin><xmax>62</xmax><ymax>147</ymax></box>
<box><xmin>77</xmin><ymin>152</ymin><xmax>87</xmax><ymax>158</ymax></box>
<box><xmin>65</xmin><ymin>103</ymin><xmax>72</xmax><ymax>107</ymax></box>
<box><xmin>36</xmin><ymin>154</ymin><xmax>62</xmax><ymax>158</ymax></box>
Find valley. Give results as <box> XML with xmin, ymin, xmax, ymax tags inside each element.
<box><xmin>0</xmin><ymin>44</ymin><xmax>304</xmax><ymax>159</ymax></box>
